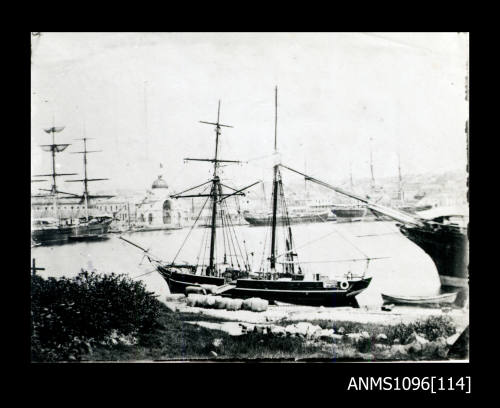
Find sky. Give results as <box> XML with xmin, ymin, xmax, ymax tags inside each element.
<box><xmin>31</xmin><ymin>32</ymin><xmax>469</xmax><ymax>196</ymax></box>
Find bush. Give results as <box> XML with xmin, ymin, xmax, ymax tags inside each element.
<box><xmin>31</xmin><ymin>270</ymin><xmax>162</xmax><ymax>361</ymax></box>
<box><xmin>386</xmin><ymin>315</ymin><xmax>456</xmax><ymax>344</ymax></box>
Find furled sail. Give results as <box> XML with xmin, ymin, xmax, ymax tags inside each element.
<box><xmin>44</xmin><ymin>126</ymin><xmax>65</xmax><ymax>133</ymax></box>
<box><xmin>40</xmin><ymin>144</ymin><xmax>70</xmax><ymax>152</ymax></box>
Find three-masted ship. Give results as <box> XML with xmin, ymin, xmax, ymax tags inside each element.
<box><xmin>32</xmin><ymin>126</ymin><xmax>114</xmax><ymax>244</ymax></box>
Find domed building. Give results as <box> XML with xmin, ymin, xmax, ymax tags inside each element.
<box><xmin>134</xmin><ymin>175</ymin><xmax>189</xmax><ymax>231</ymax></box>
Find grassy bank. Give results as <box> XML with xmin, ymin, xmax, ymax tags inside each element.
<box><xmin>31</xmin><ymin>272</ymin><xmax>458</xmax><ymax>362</ymax></box>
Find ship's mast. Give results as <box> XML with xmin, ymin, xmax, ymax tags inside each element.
<box><xmin>33</xmin><ymin>125</ymin><xmax>78</xmax><ymax>223</ymax></box>
<box><xmin>173</xmin><ymin>102</ymin><xmax>260</xmax><ymax>274</ymax></box>
<box><xmin>270</xmin><ymin>86</ymin><xmax>279</xmax><ymax>273</ymax></box>
<box><xmin>66</xmin><ymin>134</ymin><xmax>113</xmax><ymax>221</ymax></box>
<box><xmin>397</xmin><ymin>151</ymin><xmax>404</xmax><ymax>202</ymax></box>
<box><xmin>369</xmin><ymin>136</ymin><xmax>375</xmax><ymax>189</ymax></box>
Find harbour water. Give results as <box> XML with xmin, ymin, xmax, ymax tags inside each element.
<box><xmin>31</xmin><ymin>221</ymin><xmax>444</xmax><ymax>308</ymax></box>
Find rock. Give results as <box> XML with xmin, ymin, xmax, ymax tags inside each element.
<box><xmin>210</xmin><ymin>351</ymin><xmax>218</xmax><ymax>357</ymax></box>
<box><xmin>405</xmin><ymin>332</ymin><xmax>428</xmax><ymax>345</ymax></box>
<box><xmin>270</xmin><ymin>326</ymin><xmax>286</xmax><ymax>337</ymax></box>
<box><xmin>295</xmin><ymin>322</ymin><xmax>317</xmax><ymax>337</ymax></box>
<box><xmin>285</xmin><ymin>325</ymin><xmax>298</xmax><ymax>336</ymax></box>
<box><xmin>337</xmin><ymin>327</ymin><xmax>346</xmax><ymax>335</ymax></box>
<box><xmin>254</xmin><ymin>325</ymin><xmax>266</xmax><ymax>334</ymax></box>
<box><xmin>212</xmin><ymin>338</ymin><xmax>223</xmax><ymax>348</ymax></box>
<box><xmin>360</xmin><ymin>331</ymin><xmax>370</xmax><ymax>339</ymax></box>
<box><xmin>165</xmin><ymin>294</ymin><xmax>186</xmax><ymax>301</ymax></box>
<box><xmin>241</xmin><ymin>323</ymin><xmax>255</xmax><ymax>333</ymax></box>
<box><xmin>406</xmin><ymin>342</ymin><xmax>423</xmax><ymax>353</ymax></box>
<box><xmin>319</xmin><ymin>329</ymin><xmax>335</xmax><ymax>339</ymax></box>
<box><xmin>346</xmin><ymin>333</ymin><xmax>363</xmax><ymax>341</ymax></box>
<box><xmin>376</xmin><ymin>333</ymin><xmax>388</xmax><ymax>342</ymax></box>
<box><xmin>393</xmin><ymin>338</ymin><xmax>401</xmax><ymax>344</ymax></box>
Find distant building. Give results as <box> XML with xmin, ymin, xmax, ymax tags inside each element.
<box><xmin>133</xmin><ymin>175</ymin><xmax>189</xmax><ymax>230</ymax></box>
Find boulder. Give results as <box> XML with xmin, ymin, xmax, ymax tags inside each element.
<box><xmin>376</xmin><ymin>333</ymin><xmax>388</xmax><ymax>342</ymax></box>
<box><xmin>405</xmin><ymin>332</ymin><xmax>428</xmax><ymax>345</ymax></box>
<box><xmin>285</xmin><ymin>325</ymin><xmax>298</xmax><ymax>337</ymax></box>
<box><xmin>319</xmin><ymin>329</ymin><xmax>335</xmax><ymax>339</ymax></box>
<box><xmin>212</xmin><ymin>338</ymin><xmax>223</xmax><ymax>348</ymax></box>
<box><xmin>270</xmin><ymin>326</ymin><xmax>286</xmax><ymax>337</ymax></box>
<box><xmin>165</xmin><ymin>294</ymin><xmax>186</xmax><ymax>301</ymax></box>
<box><xmin>346</xmin><ymin>333</ymin><xmax>363</xmax><ymax>342</ymax></box>
<box><xmin>336</xmin><ymin>327</ymin><xmax>346</xmax><ymax>335</ymax></box>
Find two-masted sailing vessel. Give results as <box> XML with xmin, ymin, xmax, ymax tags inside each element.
<box><xmin>122</xmin><ymin>88</ymin><xmax>373</xmax><ymax>307</ymax></box>
<box><xmin>31</xmin><ymin>125</ymin><xmax>113</xmax><ymax>245</ymax></box>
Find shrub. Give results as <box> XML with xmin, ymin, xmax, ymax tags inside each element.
<box><xmin>385</xmin><ymin>315</ymin><xmax>456</xmax><ymax>344</ymax></box>
<box><xmin>31</xmin><ymin>270</ymin><xmax>162</xmax><ymax>361</ymax></box>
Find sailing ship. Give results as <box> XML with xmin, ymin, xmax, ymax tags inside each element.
<box><xmin>211</xmin><ymin>88</ymin><xmax>373</xmax><ymax>307</ymax></box>
<box><xmin>122</xmin><ymin>89</ymin><xmax>372</xmax><ymax>307</ymax></box>
<box><xmin>122</xmin><ymin>101</ymin><xmax>258</xmax><ymax>293</ymax></box>
<box><xmin>32</xmin><ymin>126</ymin><xmax>113</xmax><ymax>244</ymax></box>
<box><xmin>31</xmin><ymin>126</ymin><xmax>79</xmax><ymax>245</ymax></box>
<box><xmin>65</xmin><ymin>136</ymin><xmax>114</xmax><ymax>241</ymax></box>
<box><xmin>398</xmin><ymin>207</ymin><xmax>468</xmax><ymax>289</ymax></box>
<box><xmin>243</xmin><ymin>207</ymin><xmax>331</xmax><ymax>226</ymax></box>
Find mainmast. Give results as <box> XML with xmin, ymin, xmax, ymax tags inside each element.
<box><xmin>184</xmin><ymin>101</ymin><xmax>235</xmax><ymax>275</ymax></box>
<box><xmin>33</xmin><ymin>125</ymin><xmax>78</xmax><ymax>222</ymax></box>
<box><xmin>397</xmin><ymin>152</ymin><xmax>404</xmax><ymax>202</ymax></box>
<box><xmin>172</xmin><ymin>102</ymin><xmax>260</xmax><ymax>275</ymax></box>
<box><xmin>270</xmin><ymin>86</ymin><xmax>279</xmax><ymax>273</ymax></box>
<box><xmin>66</xmin><ymin>135</ymin><xmax>113</xmax><ymax>221</ymax></box>
<box><xmin>369</xmin><ymin>136</ymin><xmax>375</xmax><ymax>189</ymax></box>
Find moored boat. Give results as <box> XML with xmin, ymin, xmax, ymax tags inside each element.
<box><xmin>381</xmin><ymin>292</ymin><xmax>458</xmax><ymax>305</ymax></box>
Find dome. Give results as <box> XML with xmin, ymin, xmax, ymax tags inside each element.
<box><xmin>152</xmin><ymin>175</ymin><xmax>168</xmax><ymax>189</ymax></box>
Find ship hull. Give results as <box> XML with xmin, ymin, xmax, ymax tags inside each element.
<box><xmin>331</xmin><ymin>207</ymin><xmax>367</xmax><ymax>219</ymax></box>
<box><xmin>244</xmin><ymin>212</ymin><xmax>330</xmax><ymax>226</ymax></box>
<box><xmin>222</xmin><ymin>277</ymin><xmax>372</xmax><ymax>307</ymax></box>
<box><xmin>31</xmin><ymin>226</ymin><xmax>75</xmax><ymax>245</ymax></box>
<box><xmin>70</xmin><ymin>218</ymin><xmax>113</xmax><ymax>240</ymax></box>
<box><xmin>156</xmin><ymin>267</ymin><xmax>225</xmax><ymax>294</ymax></box>
<box><xmin>399</xmin><ymin>224</ymin><xmax>468</xmax><ymax>288</ymax></box>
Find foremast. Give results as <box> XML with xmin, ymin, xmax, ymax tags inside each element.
<box><xmin>33</xmin><ymin>125</ymin><xmax>78</xmax><ymax>223</ymax></box>
<box><xmin>66</xmin><ymin>135</ymin><xmax>113</xmax><ymax>221</ymax></box>
<box><xmin>172</xmin><ymin>101</ymin><xmax>259</xmax><ymax>276</ymax></box>
<box><xmin>270</xmin><ymin>87</ymin><xmax>279</xmax><ymax>273</ymax></box>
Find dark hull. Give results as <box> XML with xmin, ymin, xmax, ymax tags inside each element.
<box><xmin>397</xmin><ymin>204</ymin><xmax>433</xmax><ymax>214</ymax></box>
<box><xmin>399</xmin><ymin>224</ymin><xmax>468</xmax><ymax>288</ymax></box>
<box><xmin>222</xmin><ymin>277</ymin><xmax>372</xmax><ymax>307</ymax></box>
<box><xmin>70</xmin><ymin>219</ymin><xmax>112</xmax><ymax>240</ymax></box>
<box><xmin>156</xmin><ymin>267</ymin><xmax>225</xmax><ymax>294</ymax></box>
<box><xmin>332</xmin><ymin>208</ymin><xmax>366</xmax><ymax>218</ymax></box>
<box><xmin>31</xmin><ymin>226</ymin><xmax>75</xmax><ymax>245</ymax></box>
<box><xmin>155</xmin><ymin>263</ymin><xmax>371</xmax><ymax>307</ymax></box>
<box><xmin>244</xmin><ymin>213</ymin><xmax>329</xmax><ymax>226</ymax></box>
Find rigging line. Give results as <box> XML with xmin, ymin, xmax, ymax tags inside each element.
<box><xmin>195</xmin><ymin>219</ymin><xmax>209</xmax><ymax>267</ymax></box>
<box><xmin>131</xmin><ymin>269</ymin><xmax>158</xmax><ymax>280</ymax></box>
<box><xmin>278</xmin><ymin>257</ymin><xmax>390</xmax><ymax>264</ymax></box>
<box><xmin>222</xmin><ymin>200</ymin><xmax>239</xmax><ymax>268</ymax></box>
<box><xmin>171</xmin><ymin>192</ymin><xmax>211</xmax><ymax>265</ymax></box>
<box><xmin>228</xmin><ymin>209</ymin><xmax>245</xmax><ymax>269</ymax></box>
